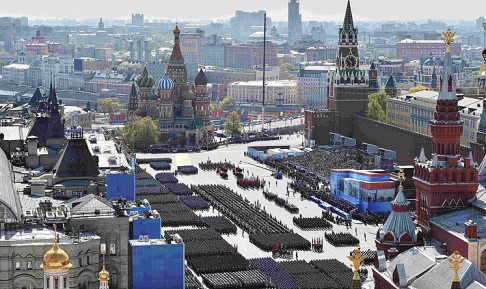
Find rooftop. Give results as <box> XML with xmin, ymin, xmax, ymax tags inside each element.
<box><xmin>229</xmin><ymin>80</ymin><xmax>297</xmax><ymax>87</ymax></box>
<box><xmin>398</xmin><ymin>39</ymin><xmax>461</xmax><ymax>44</ymax></box>
<box><xmin>85</xmin><ymin>133</ymin><xmax>130</xmax><ymax>170</ymax></box>
<box><xmin>4</xmin><ymin>63</ymin><xmax>30</xmax><ymax>69</ymax></box>
<box><xmin>430</xmin><ymin>205</ymin><xmax>486</xmax><ymax>242</ymax></box>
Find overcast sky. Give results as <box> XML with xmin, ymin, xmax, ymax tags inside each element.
<box><xmin>0</xmin><ymin>0</ymin><xmax>483</xmax><ymax>22</ymax></box>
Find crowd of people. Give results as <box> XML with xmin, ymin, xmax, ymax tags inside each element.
<box><xmin>285</xmin><ymin>148</ymin><xmax>375</xmax><ymax>179</ymax></box>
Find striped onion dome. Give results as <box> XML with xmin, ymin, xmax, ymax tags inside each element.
<box><xmin>136</xmin><ymin>67</ymin><xmax>154</xmax><ymax>88</ymax></box>
<box><xmin>157</xmin><ymin>74</ymin><xmax>174</xmax><ymax>91</ymax></box>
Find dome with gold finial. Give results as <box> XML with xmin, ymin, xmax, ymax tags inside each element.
<box><xmin>41</xmin><ymin>226</ymin><xmax>72</xmax><ymax>271</ymax></box>
<box><xmin>99</xmin><ymin>256</ymin><xmax>110</xmax><ymax>282</ymax></box>
<box><xmin>173</xmin><ymin>24</ymin><xmax>180</xmax><ymax>35</ymax></box>
<box><xmin>136</xmin><ymin>67</ymin><xmax>155</xmax><ymax>88</ymax></box>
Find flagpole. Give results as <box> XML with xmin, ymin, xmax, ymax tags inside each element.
<box><xmin>261</xmin><ymin>12</ymin><xmax>266</xmax><ymax>133</ymax></box>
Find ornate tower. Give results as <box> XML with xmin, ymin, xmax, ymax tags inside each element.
<box><xmin>99</xmin><ymin>255</ymin><xmax>110</xmax><ymax>289</ymax></box>
<box><xmin>41</xmin><ymin>225</ymin><xmax>72</xmax><ymax>289</ymax></box>
<box><xmin>385</xmin><ymin>75</ymin><xmax>398</xmax><ymax>97</ymax></box>
<box><xmin>128</xmin><ymin>82</ymin><xmax>139</xmax><ymax>118</ymax></box>
<box><xmin>193</xmin><ymin>68</ymin><xmax>210</xmax><ymax>124</ymax></box>
<box><xmin>376</xmin><ymin>170</ymin><xmax>418</xmax><ymax>255</ymax></box>
<box><xmin>431</xmin><ymin>66</ymin><xmax>438</xmax><ymax>89</ymax></box>
<box><xmin>413</xmin><ymin>29</ymin><xmax>478</xmax><ymax>230</ymax></box>
<box><xmin>337</xmin><ymin>0</ymin><xmax>359</xmax><ymax>76</ymax></box>
<box><xmin>166</xmin><ymin>24</ymin><xmax>189</xmax><ymax>99</ymax></box>
<box><xmin>45</xmin><ymin>85</ymin><xmax>65</xmax><ymax>139</ymax></box>
<box><xmin>135</xmin><ymin>66</ymin><xmax>154</xmax><ymax>117</ymax></box>
<box><xmin>98</xmin><ymin>18</ymin><xmax>104</xmax><ymax>30</ymax></box>
<box><xmin>368</xmin><ymin>62</ymin><xmax>379</xmax><ymax>92</ymax></box>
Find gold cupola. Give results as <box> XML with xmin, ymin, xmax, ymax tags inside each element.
<box><xmin>99</xmin><ymin>255</ymin><xmax>110</xmax><ymax>282</ymax></box>
<box><xmin>40</xmin><ymin>225</ymin><xmax>72</xmax><ymax>271</ymax></box>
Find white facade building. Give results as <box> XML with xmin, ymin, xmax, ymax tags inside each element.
<box><xmin>227</xmin><ymin>80</ymin><xmax>299</xmax><ymax>105</ymax></box>
<box><xmin>1</xmin><ymin>63</ymin><xmax>29</xmax><ymax>84</ymax></box>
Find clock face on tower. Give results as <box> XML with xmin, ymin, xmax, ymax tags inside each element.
<box><xmin>344</xmin><ymin>54</ymin><xmax>358</xmax><ymax>69</ymax></box>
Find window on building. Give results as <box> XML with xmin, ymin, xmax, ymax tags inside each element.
<box><xmin>79</xmin><ymin>258</ymin><xmax>83</xmax><ymax>266</ymax></box>
<box><xmin>110</xmin><ymin>243</ymin><xmax>116</xmax><ymax>255</ymax></box>
<box><xmin>86</xmin><ymin>256</ymin><xmax>90</xmax><ymax>265</ymax></box>
<box><xmin>27</xmin><ymin>261</ymin><xmax>32</xmax><ymax>270</ymax></box>
<box><xmin>15</xmin><ymin>261</ymin><xmax>20</xmax><ymax>270</ymax></box>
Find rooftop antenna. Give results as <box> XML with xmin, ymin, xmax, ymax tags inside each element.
<box><xmin>262</xmin><ymin>12</ymin><xmax>267</xmax><ymax>133</ymax></box>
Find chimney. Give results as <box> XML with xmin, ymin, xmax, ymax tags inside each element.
<box><xmin>465</xmin><ymin>220</ymin><xmax>478</xmax><ymax>239</ymax></box>
<box><xmin>387</xmin><ymin>247</ymin><xmax>399</xmax><ymax>259</ymax></box>
<box><xmin>443</xmin><ymin>243</ymin><xmax>448</xmax><ymax>255</ymax></box>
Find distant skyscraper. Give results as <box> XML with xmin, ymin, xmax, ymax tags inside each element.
<box><xmin>98</xmin><ymin>18</ymin><xmax>104</xmax><ymax>30</ymax></box>
<box><xmin>288</xmin><ymin>0</ymin><xmax>302</xmax><ymax>44</ymax></box>
<box><xmin>131</xmin><ymin>13</ymin><xmax>144</xmax><ymax>27</ymax></box>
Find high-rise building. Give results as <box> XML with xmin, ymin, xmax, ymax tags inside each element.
<box><xmin>413</xmin><ymin>29</ymin><xmax>479</xmax><ymax>230</ymax></box>
<box><xmin>131</xmin><ymin>14</ymin><xmax>144</xmax><ymax>27</ymax></box>
<box><xmin>288</xmin><ymin>0</ymin><xmax>302</xmax><ymax>44</ymax></box>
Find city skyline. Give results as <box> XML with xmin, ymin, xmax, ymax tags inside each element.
<box><xmin>0</xmin><ymin>0</ymin><xmax>484</xmax><ymax>23</ymax></box>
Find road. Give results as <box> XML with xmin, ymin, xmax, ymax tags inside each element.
<box><xmin>137</xmin><ymin>135</ymin><xmax>377</xmax><ymax>287</ymax></box>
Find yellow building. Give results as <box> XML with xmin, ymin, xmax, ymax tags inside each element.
<box><xmin>386</xmin><ymin>90</ymin><xmax>482</xmax><ymax>145</ymax></box>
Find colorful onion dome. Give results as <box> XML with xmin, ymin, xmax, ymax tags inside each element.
<box><xmin>136</xmin><ymin>67</ymin><xmax>154</xmax><ymax>88</ymax></box>
<box><xmin>158</xmin><ymin>74</ymin><xmax>174</xmax><ymax>91</ymax></box>
<box><xmin>194</xmin><ymin>68</ymin><xmax>208</xmax><ymax>86</ymax></box>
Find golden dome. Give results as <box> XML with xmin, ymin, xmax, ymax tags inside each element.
<box><xmin>99</xmin><ymin>255</ymin><xmax>110</xmax><ymax>281</ymax></box>
<box><xmin>173</xmin><ymin>24</ymin><xmax>180</xmax><ymax>35</ymax></box>
<box><xmin>40</xmin><ymin>226</ymin><xmax>72</xmax><ymax>271</ymax></box>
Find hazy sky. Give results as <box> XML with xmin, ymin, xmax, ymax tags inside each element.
<box><xmin>0</xmin><ymin>0</ymin><xmax>483</xmax><ymax>22</ymax></box>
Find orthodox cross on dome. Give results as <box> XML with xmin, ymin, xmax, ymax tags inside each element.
<box><xmin>443</xmin><ymin>28</ymin><xmax>455</xmax><ymax>53</ymax></box>
<box><xmin>448</xmin><ymin>251</ymin><xmax>465</xmax><ymax>282</ymax></box>
<box><xmin>53</xmin><ymin>224</ymin><xmax>58</xmax><ymax>244</ymax></box>
<box><xmin>397</xmin><ymin>169</ymin><xmax>405</xmax><ymax>188</ymax></box>
<box><xmin>348</xmin><ymin>249</ymin><xmax>365</xmax><ymax>281</ymax></box>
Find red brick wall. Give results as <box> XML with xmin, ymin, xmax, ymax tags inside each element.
<box><xmin>431</xmin><ymin>223</ymin><xmax>469</xmax><ymax>258</ymax></box>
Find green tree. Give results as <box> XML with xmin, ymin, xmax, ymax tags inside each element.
<box><xmin>280</xmin><ymin>63</ymin><xmax>299</xmax><ymax>72</ymax></box>
<box><xmin>219</xmin><ymin>96</ymin><xmax>236</xmax><ymax>111</ymax></box>
<box><xmin>408</xmin><ymin>85</ymin><xmax>430</xmax><ymax>93</ymax></box>
<box><xmin>224</xmin><ymin>111</ymin><xmax>242</xmax><ymax>138</ymax></box>
<box><xmin>368</xmin><ymin>91</ymin><xmax>390</xmax><ymax>122</ymax></box>
<box><xmin>98</xmin><ymin>98</ymin><xmax>124</xmax><ymax>113</ymax></box>
<box><xmin>123</xmin><ymin>117</ymin><xmax>161</xmax><ymax>150</ymax></box>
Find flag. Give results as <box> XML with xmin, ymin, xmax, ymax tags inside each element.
<box><xmin>258</xmin><ymin>114</ymin><xmax>261</xmax><ymax>120</ymax></box>
<box><xmin>287</xmin><ymin>110</ymin><xmax>291</xmax><ymax>116</ymax></box>
<box><xmin>280</xmin><ymin>111</ymin><xmax>284</xmax><ymax>117</ymax></box>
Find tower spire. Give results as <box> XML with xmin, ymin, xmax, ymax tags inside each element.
<box><xmin>438</xmin><ymin>28</ymin><xmax>457</xmax><ymax>101</ymax></box>
<box><xmin>343</xmin><ymin>0</ymin><xmax>354</xmax><ymax>31</ymax></box>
